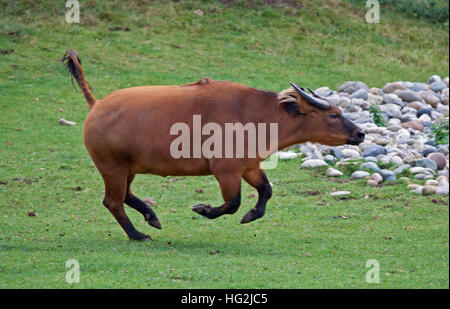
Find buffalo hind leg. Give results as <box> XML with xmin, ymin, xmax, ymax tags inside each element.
<box><xmin>124</xmin><ymin>175</ymin><xmax>161</xmax><ymax>229</ymax></box>
<box><xmin>102</xmin><ymin>172</ymin><xmax>151</xmax><ymax>241</ymax></box>
<box><xmin>192</xmin><ymin>172</ymin><xmax>241</xmax><ymax>219</ymax></box>
<box><xmin>241</xmin><ymin>169</ymin><xmax>272</xmax><ymax>224</ymax></box>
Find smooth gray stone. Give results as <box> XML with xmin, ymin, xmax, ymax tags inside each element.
<box><xmin>380</xmin><ymin>169</ymin><xmax>397</xmax><ymax>181</ymax></box>
<box><xmin>414</xmin><ymin>173</ymin><xmax>426</xmax><ymax>180</ymax></box>
<box><xmin>350</xmin><ymin>88</ymin><xmax>369</xmax><ymax>100</ymax></box>
<box><xmin>417</xmin><ymin>108</ymin><xmax>432</xmax><ymax>118</ymax></box>
<box><xmin>422</xmin><ymin>145</ymin><xmax>437</xmax><ymax>157</ymax></box>
<box><xmin>414</xmin><ymin>158</ymin><xmax>438</xmax><ymax>172</ymax></box>
<box><xmin>338</xmin><ymin>81</ymin><xmax>369</xmax><ymax>94</ymax></box>
<box><xmin>429</xmin><ymin>81</ymin><xmax>447</xmax><ymax>93</ymax></box>
<box><xmin>393</xmin><ymin>164</ymin><xmax>411</xmax><ymax>174</ymax></box>
<box><xmin>360</xmin><ymin>162</ymin><xmax>381</xmax><ymax>172</ymax></box>
<box><xmin>364</xmin><ymin>156</ymin><xmax>378</xmax><ymax>163</ymax></box>
<box><xmin>332</xmin><ymin>147</ymin><xmax>343</xmax><ymax>159</ymax></box>
<box><xmin>362</xmin><ymin>145</ymin><xmax>387</xmax><ymax>157</ymax></box>
<box><xmin>396</xmin><ymin>89</ymin><xmax>423</xmax><ymax>102</ymax></box>
<box><xmin>324</xmin><ymin>155</ymin><xmax>336</xmax><ymax>164</ymax></box>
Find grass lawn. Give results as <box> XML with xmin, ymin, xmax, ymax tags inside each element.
<box><xmin>0</xmin><ymin>0</ymin><xmax>448</xmax><ymax>288</ymax></box>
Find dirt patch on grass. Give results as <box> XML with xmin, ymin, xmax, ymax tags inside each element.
<box><xmin>108</xmin><ymin>26</ymin><xmax>130</xmax><ymax>32</ymax></box>
<box><xmin>328</xmin><ymin>178</ymin><xmax>350</xmax><ymax>184</ymax></box>
<box><xmin>13</xmin><ymin>177</ymin><xmax>33</xmax><ymax>185</ymax></box>
<box><xmin>1</xmin><ymin>49</ymin><xmax>14</xmax><ymax>55</ymax></box>
<box><xmin>300</xmin><ymin>190</ymin><xmax>321</xmax><ymax>196</ymax></box>
<box><xmin>5</xmin><ymin>30</ymin><xmax>20</xmax><ymax>37</ymax></box>
<box><xmin>379</xmin><ymin>182</ymin><xmax>398</xmax><ymax>187</ymax></box>
<box><xmin>432</xmin><ymin>199</ymin><xmax>448</xmax><ymax>206</ymax></box>
<box><xmin>220</xmin><ymin>0</ymin><xmax>303</xmax><ymax>9</ymax></box>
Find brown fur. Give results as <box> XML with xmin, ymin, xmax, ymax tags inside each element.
<box><xmin>62</xmin><ymin>50</ymin><xmax>364</xmax><ymax>240</ymax></box>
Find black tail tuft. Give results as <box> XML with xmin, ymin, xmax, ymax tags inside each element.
<box><xmin>61</xmin><ymin>50</ymin><xmax>81</xmax><ymax>89</ymax></box>
<box><xmin>61</xmin><ymin>49</ymin><xmax>97</xmax><ymax>109</ymax></box>
<box><xmin>61</xmin><ymin>50</ymin><xmax>92</xmax><ymax>91</ymax></box>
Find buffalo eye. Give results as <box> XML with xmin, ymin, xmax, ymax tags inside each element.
<box><xmin>330</xmin><ymin>113</ymin><xmax>340</xmax><ymax>119</ymax></box>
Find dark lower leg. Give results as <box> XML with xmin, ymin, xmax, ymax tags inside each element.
<box><xmin>241</xmin><ymin>170</ymin><xmax>272</xmax><ymax>224</ymax></box>
<box><xmin>192</xmin><ymin>190</ymin><xmax>241</xmax><ymax>219</ymax></box>
<box><xmin>102</xmin><ymin>173</ymin><xmax>150</xmax><ymax>241</ymax></box>
<box><xmin>103</xmin><ymin>198</ymin><xmax>151</xmax><ymax>241</ymax></box>
<box><xmin>192</xmin><ymin>173</ymin><xmax>242</xmax><ymax>219</ymax></box>
<box><xmin>124</xmin><ymin>193</ymin><xmax>161</xmax><ymax>229</ymax></box>
<box><xmin>124</xmin><ymin>174</ymin><xmax>161</xmax><ymax>229</ymax></box>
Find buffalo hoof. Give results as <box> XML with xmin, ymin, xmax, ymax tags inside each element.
<box><xmin>192</xmin><ymin>204</ymin><xmax>223</xmax><ymax>219</ymax></box>
<box><xmin>139</xmin><ymin>235</ymin><xmax>152</xmax><ymax>242</ymax></box>
<box><xmin>130</xmin><ymin>234</ymin><xmax>152</xmax><ymax>242</ymax></box>
<box><xmin>192</xmin><ymin>204</ymin><xmax>212</xmax><ymax>216</ymax></box>
<box><xmin>144</xmin><ymin>213</ymin><xmax>162</xmax><ymax>229</ymax></box>
<box><xmin>147</xmin><ymin>218</ymin><xmax>162</xmax><ymax>230</ymax></box>
<box><xmin>240</xmin><ymin>208</ymin><xmax>263</xmax><ymax>224</ymax></box>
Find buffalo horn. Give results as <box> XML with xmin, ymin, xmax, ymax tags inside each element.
<box><xmin>289</xmin><ymin>82</ymin><xmax>330</xmax><ymax>109</ymax></box>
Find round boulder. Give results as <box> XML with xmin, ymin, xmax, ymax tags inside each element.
<box><xmin>419</xmin><ymin>91</ymin><xmax>440</xmax><ymax>107</ymax></box>
<box><xmin>362</xmin><ymin>145</ymin><xmax>387</xmax><ymax>157</ymax></box>
<box><xmin>379</xmin><ymin>104</ymin><xmax>402</xmax><ymax>119</ymax></box>
<box><xmin>367</xmin><ymin>179</ymin><xmax>378</xmax><ymax>187</ymax></box>
<box><xmin>349</xmin><ymin>88</ymin><xmax>369</xmax><ymax>100</ymax></box>
<box><xmin>351</xmin><ymin>171</ymin><xmax>370</xmax><ymax>179</ymax></box>
<box><xmin>414</xmin><ymin>158</ymin><xmax>438</xmax><ymax>172</ymax></box>
<box><xmin>326</xmin><ymin>167</ymin><xmax>343</xmax><ymax>177</ymax></box>
<box><xmin>407</xmin><ymin>101</ymin><xmax>424</xmax><ymax>110</ymax></box>
<box><xmin>370</xmin><ymin>173</ymin><xmax>384</xmax><ymax>184</ymax></box>
<box><xmin>401</xmin><ymin>121</ymin><xmax>424</xmax><ymax>132</ymax></box>
<box><xmin>383</xmin><ymin>93</ymin><xmax>402</xmax><ymax>105</ymax></box>
<box><xmin>301</xmin><ymin>159</ymin><xmax>328</xmax><ymax>168</ymax></box>
<box><xmin>436</xmin><ymin>178</ymin><xmax>449</xmax><ymax>196</ymax></box>
<box><xmin>393</xmin><ymin>164</ymin><xmax>410</xmax><ymax>174</ymax></box>
<box><xmin>427</xmin><ymin>75</ymin><xmax>441</xmax><ymax>84</ymax></box>
<box><xmin>382</xmin><ymin>81</ymin><xmax>406</xmax><ymax>94</ymax></box>
<box><xmin>360</xmin><ymin>162</ymin><xmax>381</xmax><ymax>172</ymax></box>
<box><xmin>442</xmin><ymin>95</ymin><xmax>449</xmax><ymax>105</ymax></box>
<box><xmin>429</xmin><ymin>81</ymin><xmax>447</xmax><ymax>93</ymax></box>
<box><xmin>395</xmin><ymin>89</ymin><xmax>423</xmax><ymax>102</ymax></box>
<box><xmin>427</xmin><ymin>152</ymin><xmax>447</xmax><ymax>170</ymax></box>
<box><xmin>380</xmin><ymin>169</ymin><xmax>397</xmax><ymax>182</ymax></box>
<box><xmin>422</xmin><ymin>186</ymin><xmax>437</xmax><ymax>196</ymax></box>
<box><xmin>417</xmin><ymin>108</ymin><xmax>432</xmax><ymax>118</ymax></box>
<box><xmin>338</xmin><ymin>81</ymin><xmax>369</xmax><ymax>94</ymax></box>
<box><xmin>342</xmin><ymin>149</ymin><xmax>361</xmax><ymax>159</ymax></box>
<box><xmin>422</xmin><ymin>145</ymin><xmax>437</xmax><ymax>157</ymax></box>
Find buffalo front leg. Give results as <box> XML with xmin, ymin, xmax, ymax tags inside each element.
<box><xmin>192</xmin><ymin>172</ymin><xmax>241</xmax><ymax>219</ymax></box>
<box><xmin>241</xmin><ymin>169</ymin><xmax>272</xmax><ymax>224</ymax></box>
<box><xmin>124</xmin><ymin>175</ymin><xmax>162</xmax><ymax>229</ymax></box>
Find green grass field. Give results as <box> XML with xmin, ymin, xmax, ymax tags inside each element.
<box><xmin>0</xmin><ymin>0</ymin><xmax>448</xmax><ymax>288</ymax></box>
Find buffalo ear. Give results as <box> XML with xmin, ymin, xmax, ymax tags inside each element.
<box><xmin>283</xmin><ymin>100</ymin><xmax>301</xmax><ymax>115</ymax></box>
<box><xmin>295</xmin><ymin>96</ymin><xmax>312</xmax><ymax>114</ymax></box>
<box><xmin>281</xmin><ymin>95</ymin><xmax>311</xmax><ymax>115</ymax></box>
<box><xmin>279</xmin><ymin>90</ymin><xmax>311</xmax><ymax>115</ymax></box>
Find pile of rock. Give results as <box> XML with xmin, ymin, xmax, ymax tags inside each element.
<box><xmin>408</xmin><ymin>177</ymin><xmax>449</xmax><ymax>196</ymax></box>
<box><xmin>278</xmin><ymin>75</ymin><xmax>449</xmax><ymax>197</ymax></box>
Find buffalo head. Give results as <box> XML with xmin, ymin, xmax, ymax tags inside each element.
<box><xmin>279</xmin><ymin>82</ymin><xmax>365</xmax><ymax>146</ymax></box>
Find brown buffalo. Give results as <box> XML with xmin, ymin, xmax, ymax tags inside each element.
<box><xmin>62</xmin><ymin>50</ymin><xmax>364</xmax><ymax>241</ymax></box>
